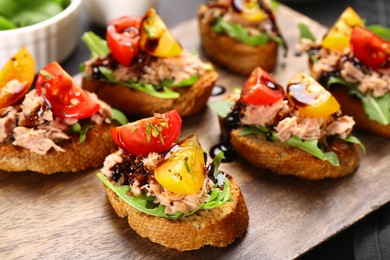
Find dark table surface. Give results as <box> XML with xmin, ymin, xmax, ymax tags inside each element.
<box><xmin>62</xmin><ymin>1</ymin><xmax>390</xmax><ymax>259</ymax></box>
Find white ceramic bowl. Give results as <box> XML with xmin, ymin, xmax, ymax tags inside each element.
<box><xmin>0</xmin><ymin>0</ymin><xmax>82</xmax><ymax>71</ymax></box>
<box><xmin>83</xmin><ymin>0</ymin><xmax>157</xmax><ymax>27</ymax></box>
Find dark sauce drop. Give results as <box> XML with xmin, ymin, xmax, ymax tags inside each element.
<box><xmin>144</xmin><ymin>38</ymin><xmax>160</xmax><ymax>53</ymax></box>
<box><xmin>209</xmin><ymin>142</ymin><xmax>237</xmax><ymax>163</ymax></box>
<box><xmin>211</xmin><ymin>85</ymin><xmax>226</xmax><ymax>96</ymax></box>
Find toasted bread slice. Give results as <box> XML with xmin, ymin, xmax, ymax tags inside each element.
<box><xmin>198</xmin><ymin>5</ymin><xmax>278</xmax><ymax>76</ymax></box>
<box><xmin>82</xmin><ymin>70</ymin><xmax>218</xmax><ymax>119</ymax></box>
<box><xmin>0</xmin><ymin>123</ymin><xmax>117</xmax><ymax>174</ymax></box>
<box><xmin>230</xmin><ymin>129</ymin><xmax>361</xmax><ymax>180</ymax></box>
<box><xmin>103</xmin><ymin>177</ymin><xmax>249</xmax><ymax>251</ymax></box>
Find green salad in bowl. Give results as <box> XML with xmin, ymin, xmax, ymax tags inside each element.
<box><xmin>0</xmin><ymin>0</ymin><xmax>70</xmax><ymax>30</ymax></box>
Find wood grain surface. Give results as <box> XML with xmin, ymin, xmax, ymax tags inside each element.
<box><xmin>1</xmin><ymin>5</ymin><xmax>390</xmax><ymax>259</ymax></box>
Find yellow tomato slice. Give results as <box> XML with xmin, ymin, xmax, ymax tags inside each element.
<box><xmin>140</xmin><ymin>8</ymin><xmax>182</xmax><ymax>57</ymax></box>
<box><xmin>322</xmin><ymin>7</ymin><xmax>365</xmax><ymax>51</ymax></box>
<box><xmin>154</xmin><ymin>134</ymin><xmax>205</xmax><ymax>195</ymax></box>
<box><xmin>0</xmin><ymin>48</ymin><xmax>35</xmax><ymax>108</ymax></box>
<box><xmin>287</xmin><ymin>73</ymin><xmax>340</xmax><ymax>118</ymax></box>
<box><xmin>233</xmin><ymin>0</ymin><xmax>268</xmax><ymax>22</ymax></box>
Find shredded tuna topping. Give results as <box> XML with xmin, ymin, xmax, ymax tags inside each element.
<box><xmin>240</xmin><ymin>99</ymin><xmax>355</xmax><ymax>143</ymax></box>
<box><xmin>240</xmin><ymin>100</ymin><xmax>290</xmax><ymax>127</ymax></box>
<box><xmin>104</xmin><ymin>151</ymin><xmax>217</xmax><ymax>215</ymax></box>
<box><xmin>0</xmin><ymin>89</ymin><xmax>112</xmax><ymax>155</ymax></box>
<box><xmin>304</xmin><ymin>40</ymin><xmax>390</xmax><ymax>98</ymax></box>
<box><xmin>85</xmin><ymin>51</ymin><xmax>207</xmax><ymax>86</ymax></box>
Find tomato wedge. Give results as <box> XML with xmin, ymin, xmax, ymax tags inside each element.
<box><xmin>111</xmin><ymin>110</ymin><xmax>182</xmax><ymax>156</ymax></box>
<box><xmin>0</xmin><ymin>48</ymin><xmax>35</xmax><ymax>108</ymax></box>
<box><xmin>106</xmin><ymin>16</ymin><xmax>142</xmax><ymax>66</ymax></box>
<box><xmin>35</xmin><ymin>62</ymin><xmax>100</xmax><ymax>119</ymax></box>
<box><xmin>155</xmin><ymin>134</ymin><xmax>205</xmax><ymax>194</ymax></box>
<box><xmin>241</xmin><ymin>67</ymin><xmax>285</xmax><ymax>106</ymax></box>
<box><xmin>139</xmin><ymin>8</ymin><xmax>182</xmax><ymax>57</ymax></box>
<box><xmin>287</xmin><ymin>73</ymin><xmax>340</xmax><ymax>117</ymax></box>
<box><xmin>351</xmin><ymin>27</ymin><xmax>390</xmax><ymax>70</ymax></box>
<box><xmin>322</xmin><ymin>7</ymin><xmax>365</xmax><ymax>51</ymax></box>
<box><xmin>232</xmin><ymin>0</ymin><xmax>268</xmax><ymax>22</ymax></box>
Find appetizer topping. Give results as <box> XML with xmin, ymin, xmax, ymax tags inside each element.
<box><xmin>241</xmin><ymin>67</ymin><xmax>285</xmax><ymax>106</ymax></box>
<box><xmin>0</xmin><ymin>107</ymin><xmax>17</xmax><ymax>142</ymax></box>
<box><xmin>155</xmin><ymin>134</ymin><xmax>205</xmax><ymax>194</ymax></box>
<box><xmin>287</xmin><ymin>73</ymin><xmax>340</xmax><ymax>117</ymax></box>
<box><xmin>210</xmin><ymin>69</ymin><xmax>361</xmax><ymax>165</ymax></box>
<box><xmin>106</xmin><ymin>16</ymin><xmax>142</xmax><ymax>67</ymax></box>
<box><xmin>140</xmin><ymin>8</ymin><xmax>183</xmax><ymax>57</ymax></box>
<box><xmin>0</xmin><ymin>48</ymin><xmax>35</xmax><ymax>108</ymax></box>
<box><xmin>232</xmin><ymin>0</ymin><xmax>268</xmax><ymax>22</ymax></box>
<box><xmin>110</xmin><ymin>110</ymin><xmax>182</xmax><ymax>156</ymax></box>
<box><xmin>350</xmin><ymin>27</ymin><xmax>390</xmax><ymax>70</ymax></box>
<box><xmin>201</xmin><ymin>0</ymin><xmax>286</xmax><ymax>48</ymax></box>
<box><xmin>36</xmin><ymin>62</ymin><xmax>101</xmax><ymax>119</ymax></box>
<box><xmin>322</xmin><ymin>7</ymin><xmax>364</xmax><ymax>51</ymax></box>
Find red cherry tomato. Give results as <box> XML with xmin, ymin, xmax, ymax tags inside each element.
<box><xmin>36</xmin><ymin>62</ymin><xmax>100</xmax><ymax>119</ymax></box>
<box><xmin>106</xmin><ymin>16</ymin><xmax>142</xmax><ymax>66</ymax></box>
<box><xmin>241</xmin><ymin>67</ymin><xmax>285</xmax><ymax>106</ymax></box>
<box><xmin>111</xmin><ymin>110</ymin><xmax>182</xmax><ymax>156</ymax></box>
<box><xmin>350</xmin><ymin>27</ymin><xmax>390</xmax><ymax>70</ymax></box>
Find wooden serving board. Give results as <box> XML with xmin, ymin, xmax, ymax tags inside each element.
<box><xmin>1</xmin><ymin>5</ymin><xmax>390</xmax><ymax>259</ymax></box>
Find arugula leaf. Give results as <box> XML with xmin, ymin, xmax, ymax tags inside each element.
<box><xmin>367</xmin><ymin>24</ymin><xmax>390</xmax><ymax>41</ymax></box>
<box><xmin>97</xmin><ymin>173</ymin><xmax>232</xmax><ymax>220</ymax></box>
<box><xmin>208</xmin><ymin>99</ymin><xmax>235</xmax><ymax>118</ymax></box>
<box><xmin>212</xmin><ymin>152</ymin><xmax>224</xmax><ymax>179</ymax></box>
<box><xmin>362</xmin><ymin>93</ymin><xmax>390</xmax><ymax>125</ymax></box>
<box><xmin>213</xmin><ymin>17</ymin><xmax>273</xmax><ymax>46</ymax></box>
<box><xmin>69</xmin><ymin>123</ymin><xmax>94</xmax><ymax>144</ymax></box>
<box><xmin>98</xmin><ymin>66</ymin><xmax>116</xmax><ymax>82</ymax></box>
<box><xmin>82</xmin><ymin>31</ymin><xmax>110</xmax><ymax>58</ymax></box>
<box><xmin>110</xmin><ymin>108</ymin><xmax>128</xmax><ymax>125</ymax></box>
<box><xmin>343</xmin><ymin>135</ymin><xmax>366</xmax><ymax>154</ymax></box>
<box><xmin>286</xmin><ymin>136</ymin><xmax>339</xmax><ymax>166</ymax></box>
<box><xmin>238</xmin><ymin>125</ymin><xmax>275</xmax><ymax>139</ymax></box>
<box><xmin>171</xmin><ymin>75</ymin><xmax>199</xmax><ymax>87</ymax></box>
<box><xmin>297</xmin><ymin>23</ymin><xmax>316</xmax><ymax>42</ymax></box>
<box><xmin>327</xmin><ymin>76</ymin><xmax>358</xmax><ymax>89</ymax></box>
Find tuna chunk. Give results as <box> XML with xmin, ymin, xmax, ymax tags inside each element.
<box><xmin>0</xmin><ymin>107</ymin><xmax>17</xmax><ymax>142</ymax></box>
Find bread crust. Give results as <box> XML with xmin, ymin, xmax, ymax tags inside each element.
<box><xmin>0</xmin><ymin>123</ymin><xmax>117</xmax><ymax>174</ymax></box>
<box><xmin>309</xmin><ymin>64</ymin><xmax>390</xmax><ymax>137</ymax></box>
<box><xmin>198</xmin><ymin>5</ymin><xmax>278</xmax><ymax>76</ymax></box>
<box><xmin>82</xmin><ymin>70</ymin><xmax>218</xmax><ymax>119</ymax></box>
<box><xmin>103</xmin><ymin>178</ymin><xmax>249</xmax><ymax>251</ymax></box>
<box><xmin>230</xmin><ymin>129</ymin><xmax>361</xmax><ymax>180</ymax></box>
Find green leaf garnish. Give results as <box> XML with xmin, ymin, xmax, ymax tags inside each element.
<box><xmin>343</xmin><ymin>135</ymin><xmax>366</xmax><ymax>154</ymax></box>
<box><xmin>98</xmin><ymin>66</ymin><xmax>116</xmax><ymax>82</ymax></box>
<box><xmin>171</xmin><ymin>75</ymin><xmax>199</xmax><ymax>87</ymax></box>
<box><xmin>81</xmin><ymin>31</ymin><xmax>110</xmax><ymax>58</ymax></box>
<box><xmin>270</xmin><ymin>0</ymin><xmax>279</xmax><ymax>11</ymax></box>
<box><xmin>208</xmin><ymin>99</ymin><xmax>235</xmax><ymax>118</ymax></box>
<box><xmin>110</xmin><ymin>108</ymin><xmax>128</xmax><ymax>125</ymax></box>
<box><xmin>70</xmin><ymin>123</ymin><xmax>94</xmax><ymax>144</ymax></box>
<box><xmin>212</xmin><ymin>16</ymin><xmax>281</xmax><ymax>46</ymax></box>
<box><xmin>97</xmin><ymin>172</ymin><xmax>232</xmax><ymax>220</ymax></box>
<box><xmin>286</xmin><ymin>136</ymin><xmax>339</xmax><ymax>166</ymax></box>
<box><xmin>362</xmin><ymin>93</ymin><xmax>390</xmax><ymax>125</ymax></box>
<box><xmin>367</xmin><ymin>24</ymin><xmax>390</xmax><ymax>41</ymax></box>
<box><xmin>0</xmin><ymin>15</ymin><xmax>16</xmax><ymax>30</ymax></box>
<box><xmin>298</xmin><ymin>22</ymin><xmax>316</xmax><ymax>42</ymax></box>
<box><xmin>212</xmin><ymin>152</ymin><xmax>224</xmax><ymax>179</ymax></box>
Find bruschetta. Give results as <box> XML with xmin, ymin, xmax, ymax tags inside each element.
<box><xmin>0</xmin><ymin>49</ymin><xmax>127</xmax><ymax>174</ymax></box>
<box><xmin>198</xmin><ymin>0</ymin><xmax>286</xmax><ymax>75</ymax></box>
<box><xmin>81</xmin><ymin>8</ymin><xmax>218</xmax><ymax>119</ymax></box>
<box><xmin>301</xmin><ymin>7</ymin><xmax>390</xmax><ymax>137</ymax></box>
<box><xmin>98</xmin><ymin>110</ymin><xmax>248</xmax><ymax>251</ymax></box>
<box><xmin>210</xmin><ymin>67</ymin><xmax>363</xmax><ymax>179</ymax></box>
